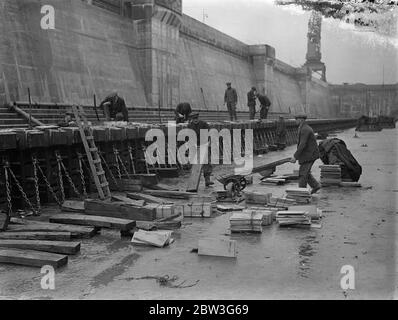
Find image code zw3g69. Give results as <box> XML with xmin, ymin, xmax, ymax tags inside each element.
<box><xmin>0</xmin><ymin>0</ymin><xmax>397</xmax><ymax>304</ymax></box>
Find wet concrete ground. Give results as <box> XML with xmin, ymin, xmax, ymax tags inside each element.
<box><xmin>0</xmin><ymin>127</ymin><xmax>396</xmax><ymax>300</ymax></box>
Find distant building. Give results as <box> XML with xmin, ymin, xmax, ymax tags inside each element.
<box><xmin>330</xmin><ymin>83</ymin><xmax>398</xmax><ymax>118</ymax></box>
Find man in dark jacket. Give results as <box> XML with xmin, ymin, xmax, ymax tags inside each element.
<box><xmin>175</xmin><ymin>102</ymin><xmax>192</xmax><ymax>124</ymax></box>
<box><xmin>290</xmin><ymin>113</ymin><xmax>321</xmax><ymax>194</ymax></box>
<box><xmin>247</xmin><ymin>87</ymin><xmax>257</xmax><ymax>120</ymax></box>
<box><xmin>257</xmin><ymin>92</ymin><xmax>271</xmax><ymax>120</ymax></box>
<box><xmin>100</xmin><ymin>92</ymin><xmax>129</xmax><ymax>122</ymax></box>
<box><xmin>188</xmin><ymin>113</ymin><xmax>214</xmax><ymax>187</ymax></box>
<box><xmin>224</xmin><ymin>82</ymin><xmax>238</xmax><ymax>121</ymax></box>
<box><xmin>275</xmin><ymin>116</ymin><xmax>287</xmax><ymax>150</ymax></box>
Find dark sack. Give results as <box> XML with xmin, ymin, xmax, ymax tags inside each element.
<box><xmin>318</xmin><ymin>138</ymin><xmax>362</xmax><ymax>182</ymax></box>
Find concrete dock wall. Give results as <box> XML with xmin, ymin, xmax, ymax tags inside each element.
<box><xmin>0</xmin><ymin>0</ymin><xmax>333</xmax><ymax>118</ymax></box>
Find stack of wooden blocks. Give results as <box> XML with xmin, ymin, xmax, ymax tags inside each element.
<box><xmin>230</xmin><ymin>210</ymin><xmax>263</xmax><ymax>233</ymax></box>
<box><xmin>276</xmin><ymin>210</ymin><xmax>311</xmax><ymax>227</ymax></box>
<box><xmin>320</xmin><ymin>165</ymin><xmax>342</xmax><ymax>186</ymax></box>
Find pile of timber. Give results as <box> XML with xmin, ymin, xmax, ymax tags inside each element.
<box><xmin>276</xmin><ymin>210</ymin><xmax>311</xmax><ymax>227</ymax></box>
<box><xmin>285</xmin><ymin>188</ymin><xmax>311</xmax><ymax>204</ymax></box>
<box><xmin>288</xmin><ymin>205</ymin><xmax>322</xmax><ymax>221</ymax></box>
<box><xmin>198</xmin><ymin>238</ymin><xmax>237</xmax><ymax>258</ymax></box>
<box><xmin>230</xmin><ymin>210</ymin><xmax>263</xmax><ymax>233</ymax></box>
<box><xmin>320</xmin><ymin>165</ymin><xmax>341</xmax><ymax>186</ymax></box>
<box><xmin>268</xmin><ymin>197</ymin><xmax>296</xmax><ymax>207</ymax></box>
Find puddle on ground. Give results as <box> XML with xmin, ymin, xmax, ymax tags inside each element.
<box><xmin>90</xmin><ymin>253</ymin><xmax>140</xmax><ymax>288</ymax></box>
<box><xmin>298</xmin><ymin>235</ymin><xmax>318</xmax><ymax>278</ymax></box>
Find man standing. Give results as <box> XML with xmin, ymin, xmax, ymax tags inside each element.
<box><xmin>175</xmin><ymin>102</ymin><xmax>192</xmax><ymax>124</ymax></box>
<box><xmin>188</xmin><ymin>113</ymin><xmax>214</xmax><ymax>187</ymax></box>
<box><xmin>290</xmin><ymin>114</ymin><xmax>321</xmax><ymax>194</ymax></box>
<box><xmin>275</xmin><ymin>116</ymin><xmax>287</xmax><ymax>150</ymax></box>
<box><xmin>100</xmin><ymin>92</ymin><xmax>129</xmax><ymax>122</ymax></box>
<box><xmin>247</xmin><ymin>87</ymin><xmax>257</xmax><ymax>120</ymax></box>
<box><xmin>224</xmin><ymin>82</ymin><xmax>238</xmax><ymax>121</ymax></box>
<box><xmin>256</xmin><ymin>92</ymin><xmax>271</xmax><ymax>120</ymax></box>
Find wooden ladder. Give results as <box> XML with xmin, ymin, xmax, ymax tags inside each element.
<box><xmin>72</xmin><ymin>105</ymin><xmax>111</xmax><ymax>200</ymax></box>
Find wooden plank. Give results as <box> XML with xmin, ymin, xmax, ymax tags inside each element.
<box><xmin>339</xmin><ymin>182</ymin><xmax>362</xmax><ymax>188</ymax></box>
<box><xmin>131</xmin><ymin>174</ymin><xmax>158</xmax><ymax>187</ymax></box>
<box><xmin>186</xmin><ymin>146</ymin><xmax>208</xmax><ymax>193</ymax></box>
<box><xmin>0</xmin><ymin>248</ymin><xmax>68</xmax><ymax>268</ymax></box>
<box><xmin>61</xmin><ymin>200</ymin><xmax>85</xmax><ymax>213</ymax></box>
<box><xmin>84</xmin><ymin>199</ymin><xmax>156</xmax><ymax>221</ymax></box>
<box><xmin>0</xmin><ymin>212</ymin><xmax>10</xmax><ymax>231</ymax></box>
<box><xmin>49</xmin><ymin>214</ymin><xmax>136</xmax><ymax>231</ymax></box>
<box><xmin>252</xmin><ymin>158</ymin><xmax>291</xmax><ymax>174</ymax></box>
<box><xmin>111</xmin><ymin>195</ymin><xmax>146</xmax><ymax>206</ymax></box>
<box><xmin>174</xmin><ymin>203</ymin><xmax>213</xmax><ymax>218</ymax></box>
<box><xmin>127</xmin><ymin>192</ymin><xmax>173</xmax><ymax>205</ymax></box>
<box><xmin>147</xmin><ymin>183</ymin><xmax>179</xmax><ymax>191</ymax></box>
<box><xmin>132</xmin><ymin>230</ymin><xmax>172</xmax><ymax>248</ymax></box>
<box><xmin>0</xmin><ymin>232</ymin><xmax>72</xmax><ymax>241</ymax></box>
<box><xmin>8</xmin><ymin>219</ymin><xmax>97</xmax><ymax>239</ymax></box>
<box><xmin>198</xmin><ymin>238</ymin><xmax>237</xmax><ymax>258</ymax></box>
<box><xmin>0</xmin><ymin>240</ymin><xmax>80</xmax><ymax>255</ymax></box>
<box><xmin>142</xmin><ymin>189</ymin><xmax>195</xmax><ymax>199</ymax></box>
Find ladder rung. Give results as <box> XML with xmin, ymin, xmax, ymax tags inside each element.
<box><xmin>90</xmin><ymin>148</ymin><xmax>98</xmax><ymax>152</ymax></box>
<box><xmin>93</xmin><ymin>159</ymin><xmax>101</xmax><ymax>164</ymax></box>
<box><xmin>96</xmin><ymin>171</ymin><xmax>105</xmax><ymax>176</ymax></box>
<box><xmin>86</xmin><ymin>136</ymin><xmax>94</xmax><ymax>140</ymax></box>
<box><xmin>100</xmin><ymin>182</ymin><xmax>109</xmax><ymax>188</ymax></box>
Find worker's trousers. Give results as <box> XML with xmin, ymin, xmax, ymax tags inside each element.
<box><xmin>260</xmin><ymin>105</ymin><xmax>269</xmax><ymax>119</ymax></box>
<box><xmin>248</xmin><ymin>105</ymin><xmax>256</xmax><ymax>120</ymax></box>
<box><xmin>227</xmin><ymin>102</ymin><xmax>237</xmax><ymax>121</ymax></box>
<box><xmin>298</xmin><ymin>161</ymin><xmax>320</xmax><ymax>189</ymax></box>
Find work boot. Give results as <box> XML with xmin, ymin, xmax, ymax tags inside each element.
<box><xmin>205</xmin><ymin>176</ymin><xmax>214</xmax><ymax>187</ymax></box>
<box><xmin>311</xmin><ymin>185</ymin><xmax>321</xmax><ymax>194</ymax></box>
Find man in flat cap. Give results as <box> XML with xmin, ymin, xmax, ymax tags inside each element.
<box><xmin>100</xmin><ymin>91</ymin><xmax>129</xmax><ymax>122</ymax></box>
<box><xmin>290</xmin><ymin>113</ymin><xmax>321</xmax><ymax>194</ymax></box>
<box><xmin>224</xmin><ymin>82</ymin><xmax>238</xmax><ymax>121</ymax></box>
<box><xmin>247</xmin><ymin>87</ymin><xmax>257</xmax><ymax>120</ymax></box>
<box><xmin>175</xmin><ymin>102</ymin><xmax>192</xmax><ymax>124</ymax></box>
<box><xmin>188</xmin><ymin>113</ymin><xmax>214</xmax><ymax>187</ymax></box>
<box><xmin>58</xmin><ymin>110</ymin><xmax>76</xmax><ymax>127</ymax></box>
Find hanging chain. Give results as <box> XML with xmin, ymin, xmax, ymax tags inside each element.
<box><xmin>77</xmin><ymin>153</ymin><xmax>88</xmax><ymax>198</ymax></box>
<box><xmin>6</xmin><ymin>164</ymin><xmax>38</xmax><ymax>216</ymax></box>
<box><xmin>34</xmin><ymin>158</ymin><xmax>62</xmax><ymax>207</ymax></box>
<box><xmin>113</xmin><ymin>147</ymin><xmax>122</xmax><ymax>179</ymax></box>
<box><xmin>55</xmin><ymin>152</ymin><xmax>65</xmax><ymax>203</ymax></box>
<box><xmin>100</xmin><ymin>152</ymin><xmax>119</xmax><ymax>189</ymax></box>
<box><xmin>128</xmin><ymin>145</ymin><xmax>136</xmax><ymax>174</ymax></box>
<box><xmin>3</xmin><ymin>162</ymin><xmax>12</xmax><ymax>216</ymax></box>
<box><xmin>116</xmin><ymin>151</ymin><xmax>131</xmax><ymax>179</ymax></box>
<box><xmin>32</xmin><ymin>157</ymin><xmax>41</xmax><ymax>213</ymax></box>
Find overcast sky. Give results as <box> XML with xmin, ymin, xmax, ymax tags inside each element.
<box><xmin>183</xmin><ymin>0</ymin><xmax>398</xmax><ymax>85</ymax></box>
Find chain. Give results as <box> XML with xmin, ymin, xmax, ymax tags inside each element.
<box><xmin>100</xmin><ymin>152</ymin><xmax>119</xmax><ymax>189</ymax></box>
<box><xmin>113</xmin><ymin>147</ymin><xmax>122</xmax><ymax>179</ymax></box>
<box><xmin>116</xmin><ymin>152</ymin><xmax>130</xmax><ymax>179</ymax></box>
<box><xmin>7</xmin><ymin>165</ymin><xmax>38</xmax><ymax>216</ymax></box>
<box><xmin>3</xmin><ymin>163</ymin><xmax>12</xmax><ymax>215</ymax></box>
<box><xmin>128</xmin><ymin>145</ymin><xmax>136</xmax><ymax>174</ymax></box>
<box><xmin>55</xmin><ymin>152</ymin><xmax>65</xmax><ymax>203</ymax></box>
<box><xmin>35</xmin><ymin>159</ymin><xmax>62</xmax><ymax>207</ymax></box>
<box><xmin>60</xmin><ymin>160</ymin><xmax>81</xmax><ymax>198</ymax></box>
<box><xmin>77</xmin><ymin>153</ymin><xmax>88</xmax><ymax>198</ymax></box>
<box><xmin>32</xmin><ymin>157</ymin><xmax>41</xmax><ymax>213</ymax></box>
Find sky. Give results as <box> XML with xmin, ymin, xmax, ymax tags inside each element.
<box><xmin>183</xmin><ymin>0</ymin><xmax>398</xmax><ymax>85</ymax></box>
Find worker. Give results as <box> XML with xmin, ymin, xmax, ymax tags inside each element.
<box><xmin>224</xmin><ymin>82</ymin><xmax>238</xmax><ymax>121</ymax></box>
<box><xmin>99</xmin><ymin>92</ymin><xmax>129</xmax><ymax>122</ymax></box>
<box><xmin>175</xmin><ymin>102</ymin><xmax>192</xmax><ymax>124</ymax></box>
<box><xmin>247</xmin><ymin>87</ymin><xmax>257</xmax><ymax>120</ymax></box>
<box><xmin>290</xmin><ymin>113</ymin><xmax>321</xmax><ymax>194</ymax></box>
<box><xmin>256</xmin><ymin>92</ymin><xmax>271</xmax><ymax>120</ymax></box>
<box><xmin>188</xmin><ymin>113</ymin><xmax>214</xmax><ymax>187</ymax></box>
<box><xmin>57</xmin><ymin>111</ymin><xmax>76</xmax><ymax>127</ymax></box>
<box><xmin>275</xmin><ymin>116</ymin><xmax>287</xmax><ymax>150</ymax></box>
